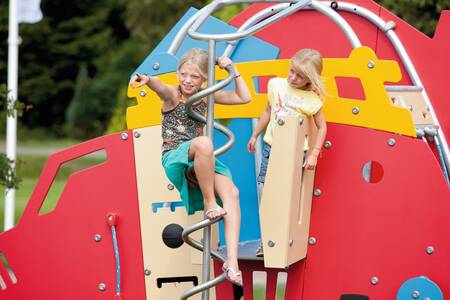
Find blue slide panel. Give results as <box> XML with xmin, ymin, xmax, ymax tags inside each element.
<box><xmin>131</xmin><ymin>7</ymin><xmax>280</xmax><ymax>242</ymax></box>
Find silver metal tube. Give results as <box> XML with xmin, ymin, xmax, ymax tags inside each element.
<box><xmin>189</xmin><ymin>0</ymin><xmax>313</xmax><ymax>41</ymax></box>
<box><xmin>384</xmin><ymin>85</ymin><xmax>423</xmax><ymax>92</ymax></box>
<box><xmin>310</xmin><ymin>1</ymin><xmax>361</xmax><ymax>48</ymax></box>
<box><xmin>186</xmin><ymin>64</ymin><xmax>236</xmax><ymax>156</ymax></box>
<box><xmin>223</xmin><ymin>1</ymin><xmax>361</xmax><ymax>58</ymax></box>
<box><xmin>181</xmin><ymin>217</ymin><xmax>227</xmax><ymax>300</ymax></box>
<box><xmin>206</xmin><ymin>40</ymin><xmax>216</xmax><ymax>139</ymax></box>
<box><xmin>168</xmin><ymin>4</ymin><xmax>213</xmax><ymax>55</ymax></box>
<box><xmin>181</xmin><ymin>274</ymin><xmax>227</xmax><ymax>300</ymax></box>
<box><xmin>332</xmin><ymin>1</ymin><xmax>450</xmax><ymax>180</ymax></box>
<box><xmin>182</xmin><ymin>218</ymin><xmax>227</xmax><ymax>261</ymax></box>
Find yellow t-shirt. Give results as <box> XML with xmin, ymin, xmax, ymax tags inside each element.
<box><xmin>263</xmin><ymin>77</ymin><xmax>323</xmax><ymax>149</ymax></box>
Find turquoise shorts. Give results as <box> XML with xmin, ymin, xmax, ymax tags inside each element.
<box><xmin>161</xmin><ymin>140</ymin><xmax>232</xmax><ymax>215</ymax></box>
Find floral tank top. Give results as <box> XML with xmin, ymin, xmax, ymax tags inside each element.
<box><xmin>161</xmin><ymin>100</ymin><xmax>207</xmax><ymax>154</ymax></box>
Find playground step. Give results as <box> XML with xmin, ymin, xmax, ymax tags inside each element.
<box><xmin>219</xmin><ymin>240</ymin><xmax>264</xmax><ymax>261</ymax></box>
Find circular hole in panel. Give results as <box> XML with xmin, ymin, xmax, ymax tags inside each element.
<box><xmin>362</xmin><ymin>161</ymin><xmax>384</xmax><ymax>183</ymax></box>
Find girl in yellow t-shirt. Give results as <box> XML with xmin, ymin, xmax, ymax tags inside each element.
<box><xmin>247</xmin><ymin>48</ymin><xmax>327</xmax><ymax>257</ymax></box>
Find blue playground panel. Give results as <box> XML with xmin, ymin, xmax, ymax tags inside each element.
<box><xmin>132</xmin><ymin>7</ymin><xmax>280</xmax><ymax>243</ymax></box>
<box><xmin>396</xmin><ymin>276</ymin><xmax>443</xmax><ymax>300</ymax></box>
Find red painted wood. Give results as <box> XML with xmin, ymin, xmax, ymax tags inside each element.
<box><xmin>304</xmin><ymin>123</ymin><xmax>450</xmax><ymax>299</ymax></box>
<box><xmin>0</xmin><ymin>132</ymin><xmax>146</xmax><ymax>300</ymax></box>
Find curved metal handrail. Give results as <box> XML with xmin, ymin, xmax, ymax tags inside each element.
<box><xmin>180</xmin><ymin>218</ymin><xmax>227</xmax><ymax>300</ymax></box>
<box><xmin>185</xmin><ymin>64</ymin><xmax>236</xmax><ymax>156</ymax></box>
<box><xmin>188</xmin><ymin>0</ymin><xmax>313</xmax><ymax>42</ymax></box>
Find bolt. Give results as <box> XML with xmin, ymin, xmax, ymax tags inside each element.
<box><xmin>370</xmin><ymin>276</ymin><xmax>379</xmax><ymax>285</ymax></box>
<box><xmin>98</xmin><ymin>283</ymin><xmax>106</xmax><ymax>291</ymax></box>
<box><xmin>387</xmin><ymin>138</ymin><xmax>396</xmax><ymax>147</ymax></box>
<box><xmin>267</xmin><ymin>240</ymin><xmax>275</xmax><ymax>247</ymax></box>
<box><xmin>385</xmin><ymin>21</ymin><xmax>396</xmax><ymax>31</ymax></box>
<box><xmin>121</xmin><ymin>132</ymin><xmax>128</xmax><ymax>140</ymax></box>
<box><xmin>167</xmin><ymin>183</ymin><xmax>175</xmax><ymax>190</ymax></box>
<box><xmin>324</xmin><ymin>141</ymin><xmax>332</xmax><ymax>149</ymax></box>
<box><xmin>424</xmin><ymin>297</ymin><xmax>431</xmax><ymax>300</ymax></box>
<box><xmin>299</xmin><ymin>118</ymin><xmax>304</xmax><ymax>125</ymax></box>
<box><xmin>368</xmin><ymin>61</ymin><xmax>375</xmax><ymax>68</ymax></box>
<box><xmin>152</xmin><ymin>62</ymin><xmax>160</xmax><ymax>70</ymax></box>
<box><xmin>308</xmin><ymin>237</ymin><xmax>317</xmax><ymax>245</ymax></box>
<box><xmin>144</xmin><ymin>269</ymin><xmax>151</xmax><ymax>276</ymax></box>
<box><xmin>313</xmin><ymin>189</ymin><xmax>321</xmax><ymax>197</ymax></box>
<box><xmin>277</xmin><ymin>118</ymin><xmax>285</xmax><ymax>126</ymax></box>
<box><xmin>94</xmin><ymin>234</ymin><xmax>102</xmax><ymax>242</ymax></box>
<box><xmin>289</xmin><ymin>239</ymin><xmax>294</xmax><ymax>246</ymax></box>
<box><xmin>140</xmin><ymin>90</ymin><xmax>147</xmax><ymax>97</ymax></box>
<box><xmin>352</xmin><ymin>107</ymin><xmax>360</xmax><ymax>115</ymax></box>
<box><xmin>411</xmin><ymin>290</ymin><xmax>420</xmax><ymax>299</ymax></box>
<box><xmin>426</xmin><ymin>246</ymin><xmax>434</xmax><ymax>254</ymax></box>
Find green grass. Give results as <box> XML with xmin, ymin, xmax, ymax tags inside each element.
<box><xmin>253</xmin><ymin>286</ymin><xmax>286</xmax><ymax>299</ymax></box>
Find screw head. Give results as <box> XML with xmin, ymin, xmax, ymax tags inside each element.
<box><xmin>426</xmin><ymin>246</ymin><xmax>434</xmax><ymax>254</ymax></box>
<box><xmin>277</xmin><ymin>118</ymin><xmax>285</xmax><ymax>126</ymax></box>
<box><xmin>313</xmin><ymin>189</ymin><xmax>321</xmax><ymax>197</ymax></box>
<box><xmin>167</xmin><ymin>183</ymin><xmax>175</xmax><ymax>191</ymax></box>
<box><xmin>94</xmin><ymin>234</ymin><xmax>102</xmax><ymax>242</ymax></box>
<box><xmin>299</xmin><ymin>118</ymin><xmax>304</xmax><ymax>125</ymax></box>
<box><xmin>98</xmin><ymin>283</ymin><xmax>106</xmax><ymax>291</ymax></box>
<box><xmin>324</xmin><ymin>141</ymin><xmax>332</xmax><ymax>149</ymax></box>
<box><xmin>152</xmin><ymin>62</ymin><xmax>160</xmax><ymax>70</ymax></box>
<box><xmin>267</xmin><ymin>240</ymin><xmax>275</xmax><ymax>247</ymax></box>
<box><xmin>134</xmin><ymin>131</ymin><xmax>141</xmax><ymax>138</ymax></box>
<box><xmin>411</xmin><ymin>290</ymin><xmax>420</xmax><ymax>299</ymax></box>
<box><xmin>144</xmin><ymin>269</ymin><xmax>151</xmax><ymax>276</ymax></box>
<box><xmin>139</xmin><ymin>90</ymin><xmax>147</xmax><ymax>97</ymax></box>
<box><xmin>370</xmin><ymin>276</ymin><xmax>379</xmax><ymax>285</ymax></box>
<box><xmin>289</xmin><ymin>239</ymin><xmax>294</xmax><ymax>246</ymax></box>
<box><xmin>308</xmin><ymin>237</ymin><xmax>317</xmax><ymax>245</ymax></box>
<box><xmin>352</xmin><ymin>107</ymin><xmax>360</xmax><ymax>115</ymax></box>
<box><xmin>424</xmin><ymin>297</ymin><xmax>431</xmax><ymax>300</ymax></box>
<box><xmin>121</xmin><ymin>132</ymin><xmax>128</xmax><ymax>140</ymax></box>
<box><xmin>368</xmin><ymin>61</ymin><xmax>375</xmax><ymax>68</ymax></box>
<box><xmin>387</xmin><ymin>138</ymin><xmax>396</xmax><ymax>147</ymax></box>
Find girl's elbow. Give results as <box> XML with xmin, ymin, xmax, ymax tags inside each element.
<box><xmin>242</xmin><ymin>96</ymin><xmax>251</xmax><ymax>104</ymax></box>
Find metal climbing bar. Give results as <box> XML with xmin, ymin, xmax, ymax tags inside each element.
<box><xmin>182</xmin><ymin>38</ymin><xmax>237</xmax><ymax>299</ymax></box>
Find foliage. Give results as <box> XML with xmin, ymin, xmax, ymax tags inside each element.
<box><xmin>377</xmin><ymin>0</ymin><xmax>449</xmax><ymax>37</ymax></box>
<box><xmin>105</xmin><ymin>86</ymin><xmax>130</xmax><ymax>134</ymax></box>
<box><xmin>0</xmin><ymin>154</ymin><xmax>21</xmax><ymax>189</ymax></box>
<box><xmin>0</xmin><ymin>84</ymin><xmax>33</xmax><ymax>117</ymax></box>
<box><xmin>0</xmin><ymin>0</ymin><xmax>130</xmax><ymax>136</ymax></box>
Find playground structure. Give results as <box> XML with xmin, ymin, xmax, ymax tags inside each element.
<box><xmin>0</xmin><ymin>0</ymin><xmax>449</xmax><ymax>299</ymax></box>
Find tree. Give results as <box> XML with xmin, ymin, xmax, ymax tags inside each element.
<box><xmin>377</xmin><ymin>0</ymin><xmax>449</xmax><ymax>37</ymax></box>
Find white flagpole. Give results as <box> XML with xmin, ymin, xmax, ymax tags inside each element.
<box><xmin>5</xmin><ymin>0</ymin><xmax>19</xmax><ymax>231</ymax></box>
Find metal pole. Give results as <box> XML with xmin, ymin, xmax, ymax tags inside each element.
<box><xmin>5</xmin><ymin>0</ymin><xmax>19</xmax><ymax>231</ymax></box>
<box><xmin>201</xmin><ymin>39</ymin><xmax>216</xmax><ymax>300</ymax></box>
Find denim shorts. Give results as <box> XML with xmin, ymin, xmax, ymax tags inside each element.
<box><xmin>256</xmin><ymin>142</ymin><xmax>307</xmax><ymax>184</ymax></box>
<box><xmin>257</xmin><ymin>143</ymin><xmax>272</xmax><ymax>184</ymax></box>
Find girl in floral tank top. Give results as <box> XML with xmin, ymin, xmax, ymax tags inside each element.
<box><xmin>129</xmin><ymin>48</ymin><xmax>251</xmax><ymax>286</ymax></box>
<box><xmin>161</xmin><ymin>95</ymin><xmax>206</xmax><ymax>154</ymax></box>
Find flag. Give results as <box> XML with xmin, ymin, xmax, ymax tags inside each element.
<box><xmin>17</xmin><ymin>0</ymin><xmax>43</xmax><ymax>24</ymax></box>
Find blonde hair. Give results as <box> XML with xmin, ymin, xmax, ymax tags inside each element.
<box><xmin>292</xmin><ymin>48</ymin><xmax>326</xmax><ymax>97</ymax></box>
<box><xmin>178</xmin><ymin>48</ymin><xmax>209</xmax><ymax>79</ymax></box>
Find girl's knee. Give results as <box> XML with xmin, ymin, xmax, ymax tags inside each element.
<box><xmin>192</xmin><ymin>136</ymin><xmax>213</xmax><ymax>154</ymax></box>
<box><xmin>229</xmin><ymin>185</ymin><xmax>240</xmax><ymax>201</ymax></box>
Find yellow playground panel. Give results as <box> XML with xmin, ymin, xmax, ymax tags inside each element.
<box><xmin>127</xmin><ymin>47</ymin><xmax>416</xmax><ymax>137</ymax></box>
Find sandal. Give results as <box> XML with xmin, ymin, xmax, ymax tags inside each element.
<box><xmin>222</xmin><ymin>263</ymin><xmax>243</xmax><ymax>286</ymax></box>
<box><xmin>204</xmin><ymin>207</ymin><xmax>227</xmax><ymax>220</ymax></box>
